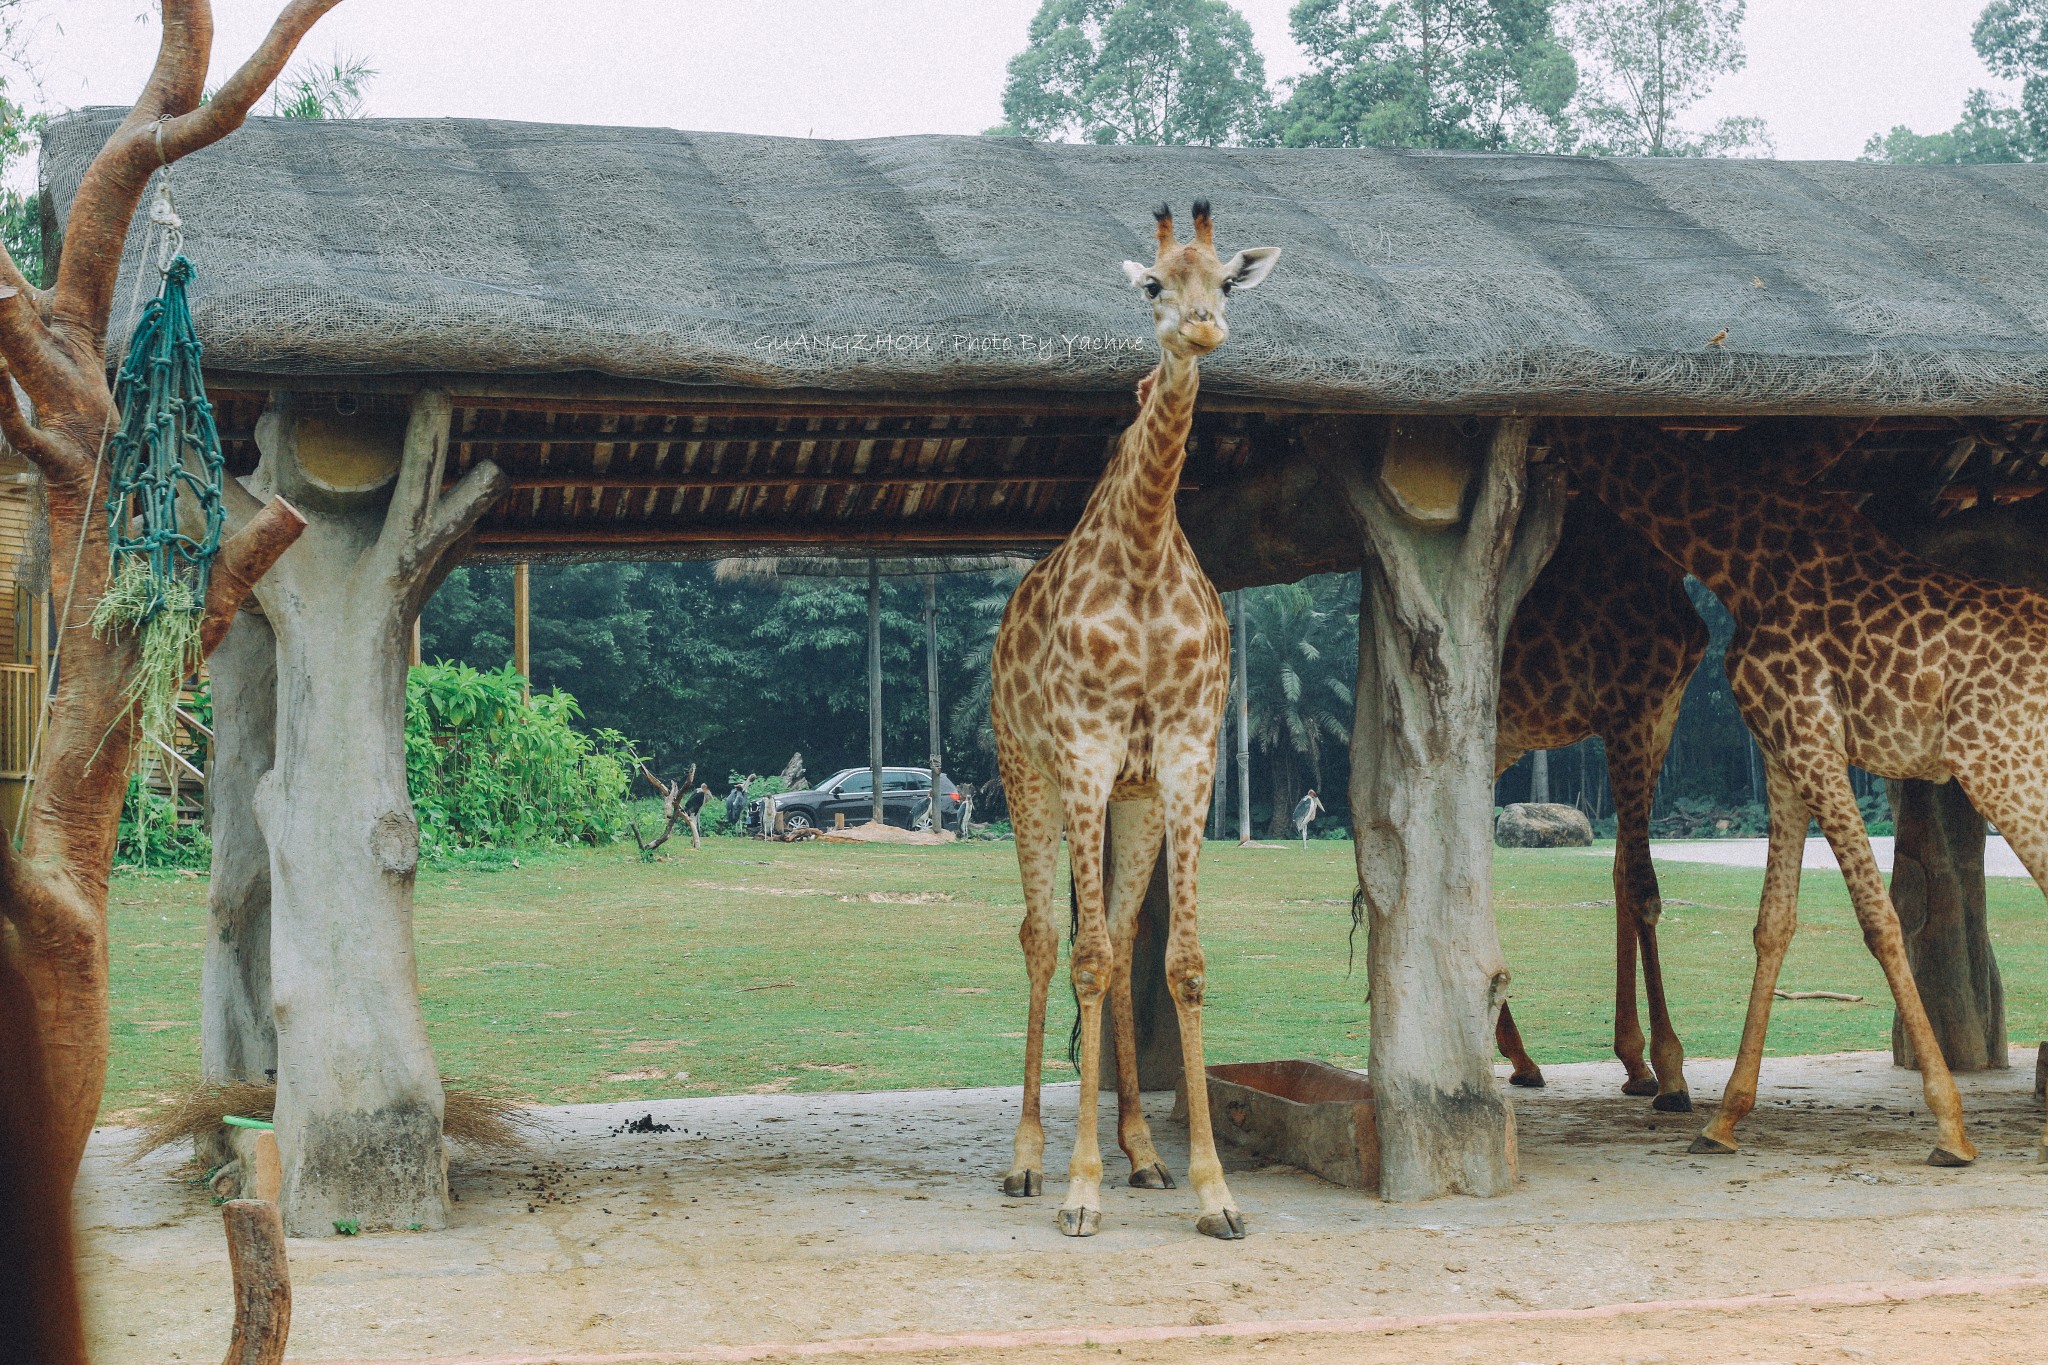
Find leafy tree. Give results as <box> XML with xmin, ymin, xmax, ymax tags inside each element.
<box><xmin>1242</xmin><ymin>574</ymin><xmax>1356</xmax><ymax>834</ymax></box>
<box><xmin>996</xmin><ymin>0</ymin><xmax>1270</xmax><ymax>145</ymax></box>
<box><xmin>1561</xmin><ymin>0</ymin><xmax>1771</xmax><ymax>156</ymax></box>
<box><xmin>1271</xmin><ymin>0</ymin><xmax>1579</xmax><ymax>151</ymax></box>
<box><xmin>0</xmin><ymin>88</ymin><xmax>40</xmax><ymax>287</ymax></box>
<box><xmin>1865</xmin><ymin>2</ymin><xmax>2048</xmax><ymax>163</ymax></box>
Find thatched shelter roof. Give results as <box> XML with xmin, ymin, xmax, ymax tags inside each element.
<box><xmin>43</xmin><ymin>110</ymin><xmax>2048</xmax><ymax>417</ymax></box>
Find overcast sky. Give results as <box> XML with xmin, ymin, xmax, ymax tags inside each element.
<box><xmin>9</xmin><ymin>0</ymin><xmax>2012</xmax><ymax>172</ymax></box>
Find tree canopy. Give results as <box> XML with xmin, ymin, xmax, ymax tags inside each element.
<box><xmin>1271</xmin><ymin>0</ymin><xmax>1580</xmax><ymax>151</ymax></box>
<box><xmin>995</xmin><ymin>0</ymin><xmax>1270</xmax><ymax>144</ymax></box>
<box><xmin>1865</xmin><ymin>1</ymin><xmax>2048</xmax><ymax>162</ymax></box>
<box><xmin>1561</xmin><ymin>0</ymin><xmax>1771</xmax><ymax>156</ymax></box>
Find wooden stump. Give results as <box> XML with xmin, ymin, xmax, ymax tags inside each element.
<box><xmin>220</xmin><ymin>1199</ymin><xmax>291</xmax><ymax>1365</ymax></box>
<box><xmin>1887</xmin><ymin>779</ymin><xmax>2008</xmax><ymax>1072</ymax></box>
<box><xmin>1306</xmin><ymin>416</ymin><xmax>1563</xmax><ymax>1202</ymax></box>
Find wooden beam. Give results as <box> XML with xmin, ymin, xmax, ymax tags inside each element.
<box><xmin>480</xmin><ymin>473</ymin><xmax>1195</xmax><ymax>491</ymax></box>
<box><xmin>473</xmin><ymin>524</ymin><xmax>1068</xmax><ymax>547</ymax></box>
<box><xmin>446</xmin><ymin>417</ymin><xmax>1134</xmax><ymax>445</ymax></box>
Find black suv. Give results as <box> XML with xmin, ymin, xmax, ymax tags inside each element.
<box><xmin>751</xmin><ymin>767</ymin><xmax>964</xmax><ymax>834</ymax></box>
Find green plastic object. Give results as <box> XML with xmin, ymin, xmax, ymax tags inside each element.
<box><xmin>104</xmin><ymin>255</ymin><xmax>226</xmax><ymax>616</ymax></box>
<box><xmin>221</xmin><ymin>1115</ymin><xmax>274</xmax><ymax>1131</ymax></box>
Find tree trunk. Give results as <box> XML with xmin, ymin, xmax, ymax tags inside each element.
<box><xmin>1888</xmin><ymin>778</ymin><xmax>2008</xmax><ymax>1072</ymax></box>
<box><xmin>1529</xmin><ymin>749</ymin><xmax>1550</xmax><ymax>805</ymax></box>
<box><xmin>250</xmin><ymin>391</ymin><xmax>503</xmax><ymax>1235</ymax></box>
<box><xmin>868</xmin><ymin>559</ymin><xmax>883</xmax><ymax>825</ymax></box>
<box><xmin>204</xmin><ymin>608</ymin><xmax>279</xmax><ymax>1083</ymax></box>
<box><xmin>1267</xmin><ymin>747</ymin><xmax>1294</xmax><ymax>838</ymax></box>
<box><xmin>1210</xmin><ymin>712</ymin><xmax>1228</xmax><ymax>839</ymax></box>
<box><xmin>1307</xmin><ymin>416</ymin><xmax>1563</xmax><ymax>1202</ymax></box>
<box><xmin>1099</xmin><ymin>853</ymin><xmax>1183</xmax><ymax>1092</ymax></box>
<box><xmin>925</xmin><ymin>575</ymin><xmax>942</xmax><ymax>826</ymax></box>
<box><xmin>1233</xmin><ymin>592</ymin><xmax>1252</xmax><ymax>843</ymax></box>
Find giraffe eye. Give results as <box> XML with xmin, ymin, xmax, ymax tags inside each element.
<box><xmin>1143</xmin><ymin>278</ymin><xmax>1162</xmax><ymax>299</ymax></box>
<box><xmin>1221</xmin><ymin>278</ymin><xmax>1234</xmax><ymax>295</ymax></box>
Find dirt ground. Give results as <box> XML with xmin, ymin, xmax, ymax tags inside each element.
<box><xmin>80</xmin><ymin>1050</ymin><xmax>2048</xmax><ymax>1364</ymax></box>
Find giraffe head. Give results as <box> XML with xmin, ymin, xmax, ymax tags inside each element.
<box><xmin>1122</xmin><ymin>200</ymin><xmax>1279</xmax><ymax>359</ymax></box>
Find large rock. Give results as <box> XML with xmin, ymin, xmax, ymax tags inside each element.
<box><xmin>1495</xmin><ymin>802</ymin><xmax>1594</xmax><ymax>849</ymax></box>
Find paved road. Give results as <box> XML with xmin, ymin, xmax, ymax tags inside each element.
<box><xmin>1630</xmin><ymin>834</ymin><xmax>2031</xmax><ymax>879</ymax></box>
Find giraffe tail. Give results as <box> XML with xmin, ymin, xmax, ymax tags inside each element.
<box><xmin>1066</xmin><ymin>877</ymin><xmax>1084</xmax><ymax>1066</ymax></box>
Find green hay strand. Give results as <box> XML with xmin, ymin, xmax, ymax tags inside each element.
<box><xmin>92</xmin><ymin>557</ymin><xmax>203</xmax><ymax>759</ymax></box>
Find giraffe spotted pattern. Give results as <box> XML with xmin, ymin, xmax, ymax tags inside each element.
<box><xmin>991</xmin><ymin>202</ymin><xmax>1278</xmax><ymax>1239</ymax></box>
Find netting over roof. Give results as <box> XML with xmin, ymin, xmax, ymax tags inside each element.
<box><xmin>42</xmin><ymin>110</ymin><xmax>2048</xmax><ymax>415</ymax></box>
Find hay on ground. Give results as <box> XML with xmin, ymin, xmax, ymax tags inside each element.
<box><xmin>128</xmin><ymin>1077</ymin><xmax>539</xmax><ymax>1161</ymax></box>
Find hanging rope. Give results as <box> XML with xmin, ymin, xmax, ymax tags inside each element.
<box><xmin>90</xmin><ymin>169</ymin><xmax>227</xmax><ymax>757</ymax></box>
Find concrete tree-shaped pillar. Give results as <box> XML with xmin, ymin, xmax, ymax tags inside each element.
<box><xmin>245</xmin><ymin>390</ymin><xmax>505</xmax><ymax>1235</ymax></box>
<box><xmin>203</xmin><ymin>606</ymin><xmax>279</xmax><ymax>1083</ymax></box>
<box><xmin>1305</xmin><ymin>416</ymin><xmax>1562</xmax><ymax>1202</ymax></box>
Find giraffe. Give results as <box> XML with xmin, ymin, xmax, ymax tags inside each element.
<box><xmin>991</xmin><ymin>201</ymin><xmax>1278</xmax><ymax>1239</ymax></box>
<box><xmin>1491</xmin><ymin>495</ymin><xmax>1708</xmax><ymax>1112</ymax></box>
<box><xmin>1550</xmin><ymin>415</ymin><xmax>2048</xmax><ymax>1166</ymax></box>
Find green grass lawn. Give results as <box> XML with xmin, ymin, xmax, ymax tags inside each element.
<box><xmin>103</xmin><ymin>839</ymin><xmax>2048</xmax><ymax>1118</ymax></box>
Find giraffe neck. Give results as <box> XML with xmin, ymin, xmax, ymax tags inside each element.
<box><xmin>1558</xmin><ymin>425</ymin><xmax>1890</xmax><ymax>626</ymax></box>
<box><xmin>1076</xmin><ymin>350</ymin><xmax>1198</xmax><ymax>570</ymax></box>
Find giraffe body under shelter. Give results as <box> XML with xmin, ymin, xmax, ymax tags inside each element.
<box><xmin>1553</xmin><ymin>418</ymin><xmax>2048</xmax><ymax>1167</ymax></box>
<box><xmin>991</xmin><ymin>203</ymin><xmax>1277</xmax><ymax>1239</ymax></box>
<box><xmin>1493</xmin><ymin>496</ymin><xmax>1708</xmax><ymax>1111</ymax></box>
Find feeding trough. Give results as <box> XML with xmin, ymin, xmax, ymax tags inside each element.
<box><xmin>1206</xmin><ymin>1059</ymin><xmax>1380</xmax><ymax>1191</ymax></box>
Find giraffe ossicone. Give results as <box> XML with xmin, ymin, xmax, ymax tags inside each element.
<box><xmin>990</xmin><ymin>201</ymin><xmax>1278</xmax><ymax>1239</ymax></box>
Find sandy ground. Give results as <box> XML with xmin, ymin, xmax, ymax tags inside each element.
<box><xmin>81</xmin><ymin>1051</ymin><xmax>2048</xmax><ymax>1365</ymax></box>
<box><xmin>1632</xmin><ymin>835</ymin><xmax>2032</xmax><ymax>879</ymax></box>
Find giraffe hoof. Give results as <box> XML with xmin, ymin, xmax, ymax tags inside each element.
<box><xmin>1002</xmin><ymin>1170</ymin><xmax>1043</xmax><ymax>1198</ymax></box>
<box><xmin>1688</xmin><ymin>1132</ymin><xmax>1737</xmax><ymax>1155</ymax></box>
<box><xmin>1057</xmin><ymin>1206</ymin><xmax>1100</xmax><ymax>1237</ymax></box>
<box><xmin>1652</xmin><ymin>1091</ymin><xmax>1694</xmax><ymax>1114</ymax></box>
<box><xmin>1129</xmin><ymin>1162</ymin><xmax>1176</xmax><ymax>1190</ymax></box>
<box><xmin>1196</xmin><ymin>1209</ymin><xmax>1247</xmax><ymax>1240</ymax></box>
<box><xmin>1928</xmin><ymin>1146</ymin><xmax>1976</xmax><ymax>1168</ymax></box>
<box><xmin>1621</xmin><ymin>1077</ymin><xmax>1660</xmax><ymax>1098</ymax></box>
<box><xmin>1509</xmin><ymin>1071</ymin><xmax>1546</xmax><ymax>1089</ymax></box>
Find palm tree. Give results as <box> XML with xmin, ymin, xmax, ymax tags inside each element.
<box><xmin>268</xmin><ymin>52</ymin><xmax>376</xmax><ymax>120</ymax></box>
<box><xmin>1244</xmin><ymin>577</ymin><xmax>1356</xmax><ymax>836</ymax></box>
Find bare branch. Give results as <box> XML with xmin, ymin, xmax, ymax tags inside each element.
<box><xmin>54</xmin><ymin>1</ymin><xmax>345</xmax><ymax>346</ymax></box>
<box><xmin>415</xmin><ymin>461</ymin><xmax>508</xmax><ymax>568</ymax></box>
<box><xmin>0</xmin><ymin>369</ymin><xmax>60</xmax><ymax>468</ymax></box>
<box><xmin>1500</xmin><ymin>459</ymin><xmax>1566</xmax><ymax>627</ymax></box>
<box><xmin>1457</xmin><ymin>418</ymin><xmax>1533</xmax><ymax>588</ymax></box>
<box><xmin>377</xmin><ymin>389</ymin><xmax>451</xmax><ymax>566</ymax></box>
<box><xmin>199</xmin><ymin>496</ymin><xmax>308</xmax><ymax>658</ymax></box>
<box><xmin>0</xmin><ymin>287</ymin><xmax>72</xmax><ymax>417</ymax></box>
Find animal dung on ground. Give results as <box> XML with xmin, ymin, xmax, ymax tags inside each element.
<box><xmin>608</xmin><ymin>1113</ymin><xmax>674</xmax><ymax>1136</ymax></box>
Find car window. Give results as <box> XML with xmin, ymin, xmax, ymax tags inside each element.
<box><xmin>884</xmin><ymin>772</ymin><xmax>929</xmax><ymax>791</ymax></box>
<box><xmin>838</xmin><ymin>772</ymin><xmax>872</xmax><ymax>795</ymax></box>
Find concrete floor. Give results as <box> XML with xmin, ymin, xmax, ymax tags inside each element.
<box><xmin>79</xmin><ymin>1050</ymin><xmax>2048</xmax><ymax>1363</ymax></box>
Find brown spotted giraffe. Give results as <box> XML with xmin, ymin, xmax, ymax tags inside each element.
<box><xmin>991</xmin><ymin>201</ymin><xmax>1278</xmax><ymax>1239</ymax></box>
<box><xmin>1493</xmin><ymin>495</ymin><xmax>1708</xmax><ymax>1112</ymax></box>
<box><xmin>1552</xmin><ymin>416</ymin><xmax>2048</xmax><ymax>1166</ymax></box>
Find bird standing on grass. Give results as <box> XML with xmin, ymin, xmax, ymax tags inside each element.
<box><xmin>1292</xmin><ymin>790</ymin><xmax>1324</xmax><ymax>849</ymax></box>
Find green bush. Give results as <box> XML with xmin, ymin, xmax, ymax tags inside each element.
<box><xmin>405</xmin><ymin>661</ymin><xmax>639</xmax><ymax>853</ymax></box>
<box><xmin>116</xmin><ymin>776</ymin><xmax>210</xmax><ymax>871</ymax></box>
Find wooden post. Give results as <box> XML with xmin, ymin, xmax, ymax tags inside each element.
<box><xmin>219</xmin><ymin>1199</ymin><xmax>291</xmax><ymax>1365</ymax></box>
<box><xmin>408</xmin><ymin>617</ymin><xmax>421</xmax><ymax>668</ymax></box>
<box><xmin>924</xmin><ymin>574</ymin><xmax>943</xmax><ymax>831</ymax></box>
<box><xmin>1887</xmin><ymin>778</ymin><xmax>2007</xmax><ymax>1072</ymax></box>
<box><xmin>868</xmin><ymin>559</ymin><xmax>884</xmax><ymax>826</ymax></box>
<box><xmin>512</xmin><ymin>560</ymin><xmax>531</xmax><ymax>697</ymax></box>
<box><xmin>1233</xmin><ymin>591</ymin><xmax>1252</xmax><ymax>844</ymax></box>
<box><xmin>1306</xmin><ymin>415</ymin><xmax>1563</xmax><ymax>1202</ymax></box>
<box><xmin>1529</xmin><ymin>749</ymin><xmax>1550</xmax><ymax>804</ymax></box>
<box><xmin>1210</xmin><ymin>710</ymin><xmax>1228</xmax><ymax>840</ymax></box>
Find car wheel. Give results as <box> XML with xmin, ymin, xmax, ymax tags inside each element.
<box><xmin>782</xmin><ymin>810</ymin><xmax>814</xmax><ymax>832</ymax></box>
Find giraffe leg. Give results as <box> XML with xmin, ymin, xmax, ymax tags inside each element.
<box><xmin>1607</xmin><ymin>730</ymin><xmax>1690</xmax><ymax>1110</ymax></box>
<box><xmin>1799</xmin><ymin>761</ymin><xmax>1973</xmax><ymax>1166</ymax></box>
<box><xmin>1694</xmin><ymin>758</ymin><xmax>1806</xmax><ymax>1155</ymax></box>
<box><xmin>1969</xmin><ymin>808</ymin><xmax>2048</xmax><ymax>1163</ymax></box>
<box><xmin>1494</xmin><ymin>1003</ymin><xmax>1545</xmax><ymax>1088</ymax></box>
<box><xmin>1107</xmin><ymin>796</ymin><xmax>1172</xmax><ymax>1190</ymax></box>
<box><xmin>1001</xmin><ymin>759</ymin><xmax>1063</xmax><ymax>1199</ymax></box>
<box><xmin>1160</xmin><ymin>777</ymin><xmax>1243</xmax><ymax>1239</ymax></box>
<box><xmin>1059</xmin><ymin>785</ymin><xmax>1115</xmax><ymax>1237</ymax></box>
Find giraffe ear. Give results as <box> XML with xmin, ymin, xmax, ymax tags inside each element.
<box><xmin>1121</xmin><ymin>260</ymin><xmax>1151</xmax><ymax>287</ymax></box>
<box><xmin>1224</xmin><ymin>247</ymin><xmax>1280</xmax><ymax>291</ymax></box>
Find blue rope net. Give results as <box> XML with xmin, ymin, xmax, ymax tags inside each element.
<box><xmin>104</xmin><ymin>254</ymin><xmax>226</xmax><ymax>617</ymax></box>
